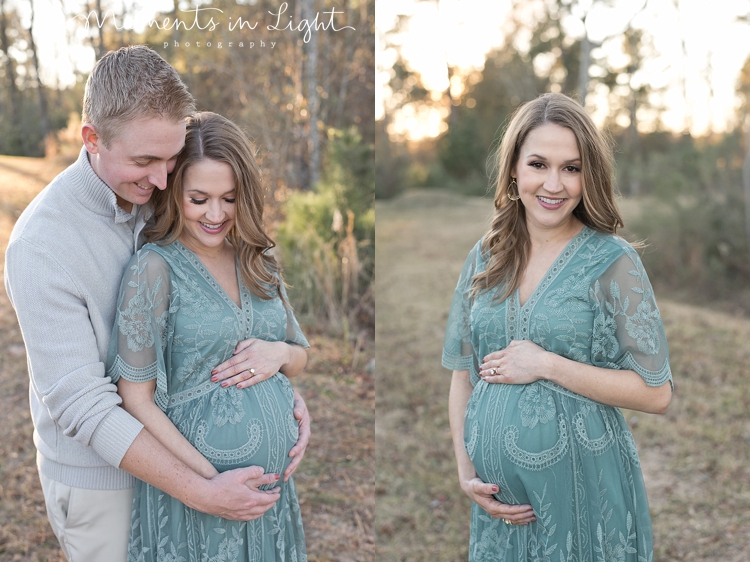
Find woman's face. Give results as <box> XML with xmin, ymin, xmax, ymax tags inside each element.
<box><xmin>178</xmin><ymin>158</ymin><xmax>237</xmax><ymax>255</ymax></box>
<box><xmin>512</xmin><ymin>123</ymin><xmax>583</xmax><ymax>235</ymax></box>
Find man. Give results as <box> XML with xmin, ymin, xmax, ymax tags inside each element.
<box><xmin>4</xmin><ymin>45</ymin><xmax>310</xmax><ymax>562</ymax></box>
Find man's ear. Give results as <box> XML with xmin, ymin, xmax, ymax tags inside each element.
<box><xmin>81</xmin><ymin>124</ymin><xmax>102</xmax><ymax>154</ymax></box>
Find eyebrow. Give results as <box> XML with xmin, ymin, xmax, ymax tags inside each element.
<box><xmin>526</xmin><ymin>153</ymin><xmax>581</xmax><ymax>164</ymax></box>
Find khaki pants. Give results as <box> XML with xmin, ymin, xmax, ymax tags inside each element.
<box><xmin>39</xmin><ymin>472</ymin><xmax>133</xmax><ymax>562</ymax></box>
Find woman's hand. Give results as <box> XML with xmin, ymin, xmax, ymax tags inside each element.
<box><xmin>460</xmin><ymin>476</ymin><xmax>536</xmax><ymax>525</ymax></box>
<box><xmin>479</xmin><ymin>339</ymin><xmax>551</xmax><ymax>384</ymax></box>
<box><xmin>212</xmin><ymin>339</ymin><xmax>292</xmax><ymax>389</ymax></box>
<box><xmin>450</xmin><ymin>370</ymin><xmax>535</xmax><ymax>526</ymax></box>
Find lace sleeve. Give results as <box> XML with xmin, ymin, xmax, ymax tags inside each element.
<box><xmin>280</xmin><ymin>282</ymin><xmax>310</xmax><ymax>349</ymax></box>
<box><xmin>106</xmin><ymin>248</ymin><xmax>171</xmax><ymax>395</ymax></box>
<box><xmin>442</xmin><ymin>242</ymin><xmax>480</xmax><ymax>373</ymax></box>
<box><xmin>589</xmin><ymin>247</ymin><xmax>672</xmax><ymax>388</ymax></box>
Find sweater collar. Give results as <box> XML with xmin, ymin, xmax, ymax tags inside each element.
<box><xmin>68</xmin><ymin>146</ymin><xmax>153</xmax><ymax>224</ymax></box>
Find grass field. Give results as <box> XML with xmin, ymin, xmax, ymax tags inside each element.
<box><xmin>0</xmin><ymin>154</ymin><xmax>374</xmax><ymax>562</ymax></box>
<box><xmin>375</xmin><ymin>189</ymin><xmax>750</xmax><ymax>561</ymax></box>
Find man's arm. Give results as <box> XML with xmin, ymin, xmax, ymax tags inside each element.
<box><xmin>121</xmin><ymin>428</ymin><xmax>280</xmax><ymax>520</ymax></box>
<box><xmin>6</xmin><ymin>240</ymin><xmax>280</xmax><ymax>520</ymax></box>
<box><xmin>6</xmin><ymin>239</ymin><xmax>142</xmax><ymax>462</ymax></box>
<box><xmin>284</xmin><ymin>389</ymin><xmax>310</xmax><ymax>481</ymax></box>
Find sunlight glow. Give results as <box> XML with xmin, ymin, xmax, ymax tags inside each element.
<box><xmin>378</xmin><ymin>0</ymin><xmax>750</xmax><ymax>139</ymax></box>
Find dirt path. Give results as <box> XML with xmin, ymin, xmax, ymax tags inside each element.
<box><xmin>0</xmin><ymin>155</ymin><xmax>374</xmax><ymax>561</ymax></box>
<box><xmin>376</xmin><ymin>189</ymin><xmax>750</xmax><ymax>561</ymax></box>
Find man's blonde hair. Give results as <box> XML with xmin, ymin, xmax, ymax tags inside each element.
<box><xmin>82</xmin><ymin>45</ymin><xmax>195</xmax><ymax>147</ymax></box>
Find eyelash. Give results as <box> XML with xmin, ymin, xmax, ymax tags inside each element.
<box><xmin>529</xmin><ymin>162</ymin><xmax>580</xmax><ymax>173</ymax></box>
<box><xmin>189</xmin><ymin>198</ymin><xmax>236</xmax><ymax>205</ymax></box>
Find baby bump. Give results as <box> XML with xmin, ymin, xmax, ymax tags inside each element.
<box><xmin>464</xmin><ymin>381</ymin><xmax>573</xmax><ymax>505</ymax></box>
<box><xmin>174</xmin><ymin>374</ymin><xmax>299</xmax><ymax>477</ymax></box>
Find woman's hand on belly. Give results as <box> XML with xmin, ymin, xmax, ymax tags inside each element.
<box><xmin>211</xmin><ymin>339</ymin><xmax>306</xmax><ymax>389</ymax></box>
<box><xmin>460</xmin><ymin>476</ymin><xmax>536</xmax><ymax>525</ymax></box>
<box><xmin>479</xmin><ymin>339</ymin><xmax>552</xmax><ymax>385</ymax></box>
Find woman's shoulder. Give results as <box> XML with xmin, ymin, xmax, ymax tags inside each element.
<box><xmin>130</xmin><ymin>242</ymin><xmax>186</xmax><ymax>278</ymax></box>
<box><xmin>583</xmin><ymin>229</ymin><xmax>648</xmax><ymax>281</ymax></box>
<box><xmin>468</xmin><ymin>237</ymin><xmax>488</xmax><ymax>264</ymax></box>
<box><xmin>585</xmin><ymin>228</ymin><xmax>640</xmax><ymax>260</ymax></box>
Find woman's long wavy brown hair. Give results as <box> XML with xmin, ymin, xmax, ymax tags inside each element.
<box><xmin>145</xmin><ymin>111</ymin><xmax>283</xmax><ymax>302</ymax></box>
<box><xmin>473</xmin><ymin>93</ymin><xmax>625</xmax><ymax>300</ymax></box>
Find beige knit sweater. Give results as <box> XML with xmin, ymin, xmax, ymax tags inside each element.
<box><xmin>5</xmin><ymin>147</ymin><xmax>147</xmax><ymax>490</ymax></box>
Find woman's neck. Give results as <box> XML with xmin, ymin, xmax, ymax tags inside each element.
<box><xmin>178</xmin><ymin>235</ymin><xmax>235</xmax><ymax>263</ymax></box>
<box><xmin>526</xmin><ymin>216</ymin><xmax>585</xmax><ymax>250</ymax></box>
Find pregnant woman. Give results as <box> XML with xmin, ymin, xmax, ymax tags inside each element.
<box><xmin>444</xmin><ymin>93</ymin><xmax>672</xmax><ymax>561</ymax></box>
<box><xmin>107</xmin><ymin>112</ymin><xmax>309</xmax><ymax>561</ymax></box>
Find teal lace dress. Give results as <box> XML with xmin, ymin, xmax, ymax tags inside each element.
<box><xmin>107</xmin><ymin>241</ymin><xmax>309</xmax><ymax>562</ymax></box>
<box><xmin>443</xmin><ymin>227</ymin><xmax>671</xmax><ymax>562</ymax></box>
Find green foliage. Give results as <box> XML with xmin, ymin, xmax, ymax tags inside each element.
<box><xmin>438</xmin><ymin>110</ymin><xmax>485</xmax><ymax>179</ymax></box>
<box><xmin>136</xmin><ymin>0</ymin><xmax>374</xmax><ymax>193</ymax></box>
<box><xmin>413</xmin><ymin>159</ymin><xmax>489</xmax><ymax>197</ymax></box>
<box><xmin>375</xmin><ymin>118</ymin><xmax>408</xmax><ymax>199</ymax></box>
<box><xmin>0</xmin><ymin>84</ymin><xmax>80</xmax><ymax>157</ymax></box>
<box><xmin>633</xmin><ymin>191</ymin><xmax>749</xmax><ymax>304</ymax></box>
<box><xmin>626</xmin><ymin>131</ymin><xmax>750</xmax><ymax>310</ymax></box>
<box><xmin>277</xmin><ymin>127</ymin><xmax>374</xmax><ymax>334</ymax></box>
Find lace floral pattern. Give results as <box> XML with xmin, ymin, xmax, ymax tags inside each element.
<box><xmin>444</xmin><ymin>229</ymin><xmax>671</xmax><ymax>561</ymax></box>
<box><xmin>107</xmin><ymin>241</ymin><xmax>309</xmax><ymax>562</ymax></box>
<box><xmin>118</xmin><ymin>255</ymin><xmax>168</xmax><ymax>353</ymax></box>
<box><xmin>518</xmin><ymin>384</ymin><xmax>556</xmax><ymax>430</ymax></box>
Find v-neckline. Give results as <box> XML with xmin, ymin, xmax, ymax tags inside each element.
<box><xmin>516</xmin><ymin>225</ymin><xmax>592</xmax><ymax>308</ymax></box>
<box><xmin>174</xmin><ymin>239</ymin><xmax>246</xmax><ymax>312</ymax></box>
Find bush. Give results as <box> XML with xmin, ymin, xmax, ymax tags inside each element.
<box><xmin>375</xmin><ymin>119</ymin><xmax>408</xmax><ymax>199</ymax></box>
<box><xmin>630</xmin><ymin>190</ymin><xmax>750</xmax><ymax>309</ymax></box>
<box><xmin>277</xmin><ymin>127</ymin><xmax>374</xmax><ymax>336</ymax></box>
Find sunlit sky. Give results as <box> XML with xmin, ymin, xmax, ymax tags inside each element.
<box><xmin>377</xmin><ymin>0</ymin><xmax>750</xmax><ymax>139</ymax></box>
<box><xmin>15</xmin><ymin>0</ymin><xmax>313</xmax><ymax>87</ymax></box>
<box><xmin>12</xmin><ymin>0</ymin><xmax>179</xmax><ymax>87</ymax></box>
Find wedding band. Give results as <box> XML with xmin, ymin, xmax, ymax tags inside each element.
<box><xmin>503</xmin><ymin>518</ymin><xmax>512</xmax><ymax>525</ymax></box>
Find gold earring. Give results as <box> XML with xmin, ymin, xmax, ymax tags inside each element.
<box><xmin>508</xmin><ymin>178</ymin><xmax>520</xmax><ymax>201</ymax></box>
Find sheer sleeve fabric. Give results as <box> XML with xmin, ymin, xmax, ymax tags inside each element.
<box><xmin>442</xmin><ymin>242</ymin><xmax>480</xmax><ymax>374</ymax></box>
<box><xmin>590</xmin><ymin>247</ymin><xmax>672</xmax><ymax>388</ymax></box>
<box><xmin>279</xmin><ymin>281</ymin><xmax>310</xmax><ymax>349</ymax></box>
<box><xmin>106</xmin><ymin>248</ymin><xmax>172</xmax><ymax>409</ymax></box>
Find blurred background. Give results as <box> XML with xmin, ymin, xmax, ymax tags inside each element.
<box><xmin>376</xmin><ymin>0</ymin><xmax>750</xmax><ymax>560</ymax></box>
<box><xmin>377</xmin><ymin>0</ymin><xmax>750</xmax><ymax>310</ymax></box>
<box><xmin>0</xmin><ymin>1</ymin><xmax>374</xmax><ymax>560</ymax></box>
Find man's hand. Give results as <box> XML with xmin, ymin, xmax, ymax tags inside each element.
<box><xmin>284</xmin><ymin>390</ymin><xmax>311</xmax><ymax>482</ymax></box>
<box><xmin>197</xmin><ymin>466</ymin><xmax>281</xmax><ymax>521</ymax></box>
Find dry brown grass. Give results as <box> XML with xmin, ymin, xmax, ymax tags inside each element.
<box><xmin>375</xmin><ymin>189</ymin><xmax>750</xmax><ymax>561</ymax></box>
<box><xmin>0</xmin><ymin>155</ymin><xmax>374</xmax><ymax>562</ymax></box>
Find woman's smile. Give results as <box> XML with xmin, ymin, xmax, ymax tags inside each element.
<box><xmin>199</xmin><ymin>220</ymin><xmax>229</xmax><ymax>234</ymax></box>
<box><xmin>536</xmin><ymin>195</ymin><xmax>567</xmax><ymax>209</ymax></box>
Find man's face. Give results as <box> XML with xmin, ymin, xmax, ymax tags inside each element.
<box><xmin>84</xmin><ymin>116</ymin><xmax>186</xmax><ymax>212</ymax></box>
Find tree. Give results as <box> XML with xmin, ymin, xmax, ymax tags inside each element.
<box><xmin>302</xmin><ymin>0</ymin><xmax>321</xmax><ymax>189</ymax></box>
<box><xmin>0</xmin><ymin>0</ymin><xmax>21</xmax><ymax>152</ymax></box>
<box><xmin>738</xmin><ymin>55</ymin><xmax>750</xmax><ymax>265</ymax></box>
<box><xmin>27</xmin><ymin>0</ymin><xmax>50</xmax><ymax>143</ymax></box>
<box><xmin>133</xmin><ymin>0</ymin><xmax>371</xmax><ymax>199</ymax></box>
